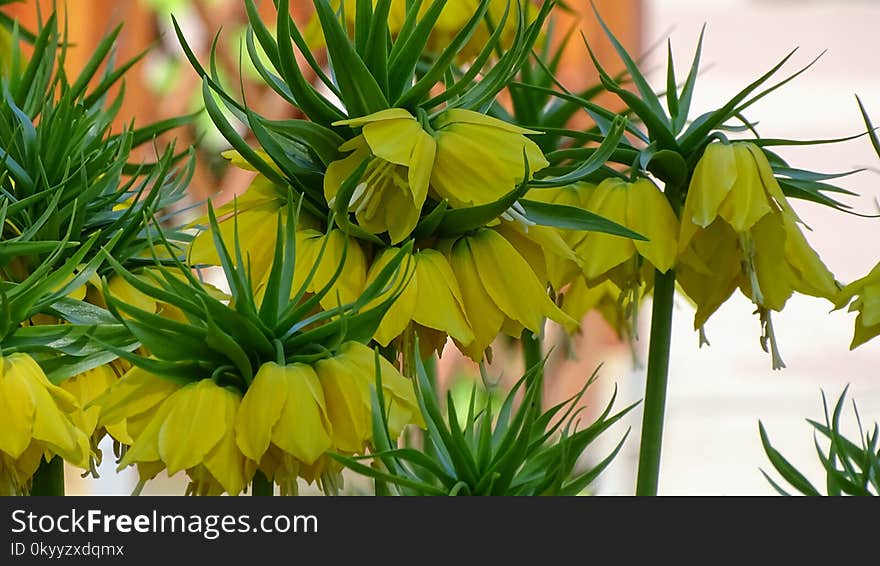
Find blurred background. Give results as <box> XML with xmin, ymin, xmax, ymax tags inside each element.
<box><xmin>5</xmin><ymin>0</ymin><xmax>878</xmax><ymax>495</ymax></box>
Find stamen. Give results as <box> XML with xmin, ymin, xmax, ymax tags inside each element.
<box><xmin>502</xmin><ymin>201</ymin><xmax>537</xmax><ymax>232</ymax></box>
<box><xmin>758</xmin><ymin>308</ymin><xmax>786</xmax><ymax>370</ymax></box>
<box><xmin>739</xmin><ymin>232</ymin><xmax>764</xmax><ymax>305</ymax></box>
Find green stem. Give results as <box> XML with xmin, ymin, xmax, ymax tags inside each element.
<box><xmin>635</xmin><ymin>268</ymin><xmax>676</xmax><ymax>496</ymax></box>
<box><xmin>521</xmin><ymin>328</ymin><xmax>543</xmax><ymax>409</ymax></box>
<box><xmin>30</xmin><ymin>456</ymin><xmax>65</xmax><ymax>496</ymax></box>
<box><xmin>252</xmin><ymin>471</ymin><xmax>274</xmax><ymax>496</ymax></box>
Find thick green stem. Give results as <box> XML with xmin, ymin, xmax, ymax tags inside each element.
<box><xmin>635</xmin><ymin>268</ymin><xmax>676</xmax><ymax>496</ymax></box>
<box><xmin>30</xmin><ymin>456</ymin><xmax>65</xmax><ymax>496</ymax></box>
<box><xmin>252</xmin><ymin>471</ymin><xmax>274</xmax><ymax>496</ymax></box>
<box><xmin>521</xmin><ymin>328</ymin><xmax>543</xmax><ymax>409</ymax></box>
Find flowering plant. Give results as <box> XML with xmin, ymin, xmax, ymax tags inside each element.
<box><xmin>0</xmin><ymin>0</ymin><xmax>877</xmax><ymax>497</ymax></box>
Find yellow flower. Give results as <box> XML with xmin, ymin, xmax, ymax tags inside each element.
<box><xmin>326</xmin><ymin>108</ymin><xmax>548</xmax><ymax>243</ymax></box>
<box><xmin>364</xmin><ymin>247</ymin><xmax>474</xmax><ymax>349</ymax></box>
<box><xmin>93</xmin><ymin>366</ymin><xmax>182</xmax><ymax>446</ymax></box>
<box><xmin>188</xmin><ymin>174</ymin><xmax>287</xmax><ymax>280</ymax></box>
<box><xmin>327</xmin><ymin>109</ymin><xmax>436</xmax><ymax>244</ymax></box>
<box><xmin>117</xmin><ymin>379</ymin><xmax>251</xmax><ymax>496</ymax></box>
<box><xmin>563</xmin><ymin>179</ymin><xmax>678</xmax><ymax>284</ymax></box>
<box><xmin>0</xmin><ymin>353</ymin><xmax>91</xmax><ymax>495</ymax></box>
<box><xmin>430</xmin><ymin>109</ymin><xmax>548</xmax><ymax>208</ymax></box>
<box><xmin>677</xmin><ymin>142</ymin><xmax>839</xmax><ymax>328</ymax></box>
<box><xmin>286</xmin><ymin>229</ymin><xmax>367</xmax><ymax>311</ymax></box>
<box><xmin>835</xmin><ymin>261</ymin><xmax>880</xmax><ymax>349</ymax></box>
<box><xmin>235</xmin><ymin>362</ymin><xmax>333</xmax><ymax>495</ymax></box>
<box><xmin>314</xmin><ymin>342</ymin><xmax>421</xmax><ymax>454</ymax></box>
<box><xmin>443</xmin><ymin>228</ymin><xmax>576</xmax><ymax>360</ymax></box>
<box><xmin>60</xmin><ymin>364</ymin><xmax>128</xmax><ymax>472</ymax></box>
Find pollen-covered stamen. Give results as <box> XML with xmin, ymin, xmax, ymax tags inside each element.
<box><xmin>501</xmin><ymin>201</ymin><xmax>536</xmax><ymax>232</ymax></box>
<box><xmin>738</xmin><ymin>232</ymin><xmax>765</xmax><ymax>306</ymax></box>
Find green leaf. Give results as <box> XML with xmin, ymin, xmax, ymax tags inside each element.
<box><xmin>589</xmin><ymin>2</ymin><xmax>669</xmax><ymax>126</ymax></box>
<box><xmin>759</xmin><ymin>421</ymin><xmax>821</xmax><ymax>496</ymax></box>
<box><xmin>311</xmin><ymin>0</ymin><xmax>389</xmax><ymax>115</ymax></box>
<box><xmin>673</xmin><ymin>25</ymin><xmax>705</xmax><ymax>134</ymax></box>
<box><xmin>519</xmin><ymin>199</ymin><xmax>646</xmax><ymax>240</ymax></box>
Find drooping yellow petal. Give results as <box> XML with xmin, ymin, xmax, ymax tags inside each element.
<box><xmin>432</xmin><ymin>111</ymin><xmax>549</xmax><ymax>208</ymax></box>
<box><xmin>676</xmin><ymin>219</ymin><xmax>742</xmax><ymax>329</ymax></box>
<box><xmin>717</xmin><ymin>144</ymin><xmax>773</xmax><ymax>232</ymax></box>
<box><xmin>157</xmin><ymin>381</ymin><xmax>228</xmax><ymax>475</ymax></box>
<box><xmin>94</xmin><ymin>367</ymin><xmax>181</xmax><ymax>432</ymax></box>
<box><xmin>682</xmin><ymin>142</ymin><xmax>737</xmax><ymax>249</ymax></box>
<box><xmin>0</xmin><ymin>357</ymin><xmax>36</xmax><ymax>459</ymax></box>
<box><xmin>365</xmin><ymin>249</ymin><xmax>418</xmax><ymax>347</ymax></box>
<box><xmin>235</xmin><ymin>363</ymin><xmax>288</xmax><ymax>462</ymax></box>
<box><xmin>626</xmin><ymin>178</ymin><xmax>679</xmax><ymax>273</ymax></box>
<box><xmin>467</xmin><ymin>230</ymin><xmax>575</xmax><ymax>336</ymax></box>
<box><xmin>292</xmin><ymin>229</ymin><xmax>368</xmax><ymax>310</ymax></box>
<box><xmin>448</xmin><ymin>238</ymin><xmax>506</xmax><ymax>359</ymax></box>
<box><xmin>362</xmin><ymin>116</ymin><xmax>423</xmax><ymax>166</ymax></box>
<box><xmin>780</xmin><ymin>213</ymin><xmax>839</xmax><ymax>301</ymax></box>
<box><xmin>314</xmin><ymin>356</ymin><xmax>371</xmax><ymax>454</ymax></box>
<box><xmin>201</xmin><ymin>391</ymin><xmax>248</xmax><ymax>496</ymax></box>
<box><xmin>271</xmin><ymin>364</ymin><xmax>333</xmax><ymax>466</ymax></box>
<box><xmin>11</xmin><ymin>356</ymin><xmax>83</xmax><ymax>463</ymax></box>
<box><xmin>336</xmin><ymin>342</ymin><xmax>422</xmax><ymax>433</ymax></box>
<box><xmin>744</xmin><ymin>143</ymin><xmax>798</xmax><ymax>220</ymax></box>
<box><xmin>117</xmin><ymin>397</ymin><xmax>176</xmax><ymax>468</ymax></box>
<box><xmin>412</xmin><ymin>250</ymin><xmax>474</xmax><ymax>344</ymax></box>
<box><xmin>576</xmin><ymin>180</ymin><xmax>635</xmax><ymax>280</ymax></box>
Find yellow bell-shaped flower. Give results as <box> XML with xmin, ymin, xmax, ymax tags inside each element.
<box><xmin>444</xmin><ymin>228</ymin><xmax>576</xmax><ymax>360</ymax></box>
<box><xmin>116</xmin><ymin>379</ymin><xmax>250</xmax><ymax>496</ymax></box>
<box><xmin>188</xmin><ymin>174</ymin><xmax>287</xmax><ymax>280</ymax></box>
<box><xmin>325</xmin><ymin>108</ymin><xmax>548</xmax><ymax>244</ymax></box>
<box><xmin>677</xmin><ymin>141</ymin><xmax>839</xmax><ymax>328</ymax></box>
<box><xmin>286</xmin><ymin>229</ymin><xmax>368</xmax><ymax>311</ymax></box>
<box><xmin>430</xmin><ymin>109</ymin><xmax>548</xmax><ymax>208</ymax></box>
<box><xmin>314</xmin><ymin>342</ymin><xmax>421</xmax><ymax>454</ymax></box>
<box><xmin>235</xmin><ymin>362</ymin><xmax>333</xmax><ymax>495</ymax></box>
<box><xmin>835</xmin><ymin>261</ymin><xmax>880</xmax><ymax>349</ymax></box>
<box><xmin>0</xmin><ymin>353</ymin><xmax>91</xmax><ymax>495</ymax></box>
<box><xmin>60</xmin><ymin>364</ymin><xmax>128</xmax><ymax>470</ymax></box>
<box><xmin>565</xmin><ymin>178</ymin><xmax>679</xmax><ymax>284</ymax></box>
<box><xmin>326</xmin><ymin>109</ymin><xmax>436</xmax><ymax>244</ymax></box>
<box><xmin>364</xmin><ymin>247</ymin><xmax>474</xmax><ymax>349</ymax></box>
<box><xmin>92</xmin><ymin>366</ymin><xmax>180</xmax><ymax>446</ymax></box>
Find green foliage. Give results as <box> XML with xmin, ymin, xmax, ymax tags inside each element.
<box><xmin>0</xmin><ymin>14</ymin><xmax>193</xmax><ymax>277</ymax></box>
<box><xmin>334</xmin><ymin>354</ymin><xmax>636</xmax><ymax>496</ymax></box>
<box><xmin>99</xmin><ymin>202</ymin><xmax>412</xmax><ymax>394</ymax></box>
<box><xmin>760</xmin><ymin>387</ymin><xmax>879</xmax><ymax>496</ymax></box>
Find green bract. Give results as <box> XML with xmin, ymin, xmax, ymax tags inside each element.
<box><xmin>571</xmin><ymin>6</ymin><xmax>867</xmax><ymax>211</ymax></box>
<box><xmin>100</xmin><ymin>203</ymin><xmax>410</xmax><ymax>392</ymax></box>
<box><xmin>335</xmin><ymin>353</ymin><xmax>635</xmax><ymax>496</ymax></box>
<box><xmin>0</xmin><ymin>14</ymin><xmax>193</xmax><ymax>279</ymax></box>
